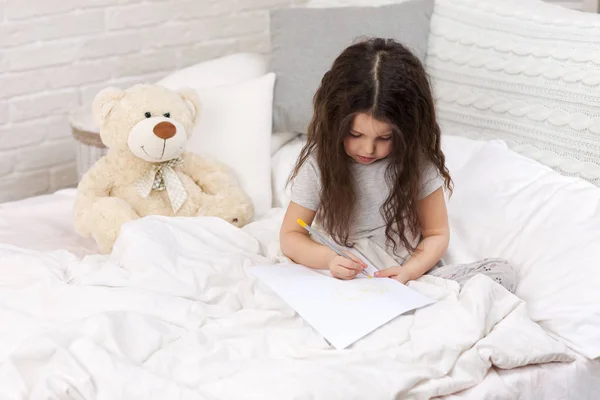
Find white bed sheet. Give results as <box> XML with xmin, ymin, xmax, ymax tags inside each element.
<box><xmin>0</xmin><ymin>190</ymin><xmax>599</xmax><ymax>399</ymax></box>
<box><xmin>1</xmin><ymin>134</ymin><xmax>599</xmax><ymax>398</ymax></box>
<box><xmin>0</xmin><ymin>189</ymin><xmax>98</xmax><ymax>257</ymax></box>
<box><xmin>0</xmin><ymin>210</ymin><xmax>585</xmax><ymax>398</ymax></box>
<box><xmin>449</xmin><ymin>352</ymin><xmax>600</xmax><ymax>400</ymax></box>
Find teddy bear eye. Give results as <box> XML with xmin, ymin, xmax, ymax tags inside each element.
<box><xmin>164</xmin><ymin>112</ymin><xmax>170</xmax><ymax>118</ymax></box>
<box><xmin>144</xmin><ymin>112</ymin><xmax>151</xmax><ymax>118</ymax></box>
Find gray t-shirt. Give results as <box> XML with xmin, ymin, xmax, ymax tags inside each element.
<box><xmin>290</xmin><ymin>155</ymin><xmax>445</xmax><ymax>263</ymax></box>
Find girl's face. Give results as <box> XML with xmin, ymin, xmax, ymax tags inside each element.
<box><xmin>344</xmin><ymin>112</ymin><xmax>393</xmax><ymax>165</ymax></box>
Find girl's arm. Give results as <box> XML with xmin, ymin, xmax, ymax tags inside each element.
<box><xmin>375</xmin><ymin>187</ymin><xmax>450</xmax><ymax>283</ymax></box>
<box><xmin>280</xmin><ymin>201</ymin><xmax>365</xmax><ymax>276</ymax></box>
<box><xmin>280</xmin><ymin>202</ymin><xmax>337</xmax><ymax>269</ymax></box>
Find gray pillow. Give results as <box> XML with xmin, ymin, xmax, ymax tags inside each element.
<box><xmin>270</xmin><ymin>0</ymin><xmax>435</xmax><ymax>134</ymax></box>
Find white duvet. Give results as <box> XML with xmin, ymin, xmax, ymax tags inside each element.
<box><xmin>0</xmin><ymin>211</ymin><xmax>574</xmax><ymax>399</ymax></box>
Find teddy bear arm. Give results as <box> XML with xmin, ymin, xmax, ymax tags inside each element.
<box><xmin>181</xmin><ymin>153</ymin><xmax>255</xmax><ymax>225</ymax></box>
<box><xmin>195</xmin><ymin>188</ymin><xmax>254</xmax><ymax>227</ymax></box>
<box><xmin>73</xmin><ymin>157</ymin><xmax>115</xmax><ymax>236</ymax></box>
<box><xmin>77</xmin><ymin>157</ymin><xmax>114</xmax><ymax>198</ymax></box>
<box><xmin>181</xmin><ymin>152</ymin><xmax>240</xmax><ymax>195</ymax></box>
<box><xmin>90</xmin><ymin>197</ymin><xmax>140</xmax><ymax>254</ymax></box>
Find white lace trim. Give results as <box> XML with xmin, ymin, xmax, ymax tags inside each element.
<box><xmin>436</xmin><ymin>86</ymin><xmax>600</xmax><ymax>134</ymax></box>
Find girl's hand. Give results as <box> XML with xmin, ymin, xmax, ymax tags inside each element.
<box><xmin>374</xmin><ymin>266</ymin><xmax>415</xmax><ymax>284</ymax></box>
<box><xmin>328</xmin><ymin>252</ymin><xmax>366</xmax><ymax>280</ymax></box>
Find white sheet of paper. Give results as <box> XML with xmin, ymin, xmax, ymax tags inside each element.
<box><xmin>251</xmin><ymin>263</ymin><xmax>435</xmax><ymax>349</ymax></box>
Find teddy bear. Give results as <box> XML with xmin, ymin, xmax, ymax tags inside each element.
<box><xmin>73</xmin><ymin>84</ymin><xmax>254</xmax><ymax>254</ymax></box>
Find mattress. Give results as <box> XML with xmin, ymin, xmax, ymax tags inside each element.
<box><xmin>1</xmin><ymin>136</ymin><xmax>599</xmax><ymax>399</ymax></box>
<box><xmin>0</xmin><ymin>189</ymin><xmax>97</xmax><ymax>258</ymax></box>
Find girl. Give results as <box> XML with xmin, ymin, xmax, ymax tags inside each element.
<box><xmin>279</xmin><ymin>38</ymin><xmax>516</xmax><ymax>293</ymax></box>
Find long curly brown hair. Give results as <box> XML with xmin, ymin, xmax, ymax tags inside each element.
<box><xmin>289</xmin><ymin>38</ymin><xmax>452</xmax><ymax>255</ymax></box>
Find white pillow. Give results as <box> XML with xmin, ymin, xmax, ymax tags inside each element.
<box><xmin>181</xmin><ymin>73</ymin><xmax>275</xmax><ymax>220</ymax></box>
<box><xmin>157</xmin><ymin>52</ymin><xmax>267</xmax><ymax>89</ymax></box>
<box><xmin>425</xmin><ymin>0</ymin><xmax>600</xmax><ymax>186</ymax></box>
<box><xmin>444</xmin><ymin>137</ymin><xmax>600</xmax><ymax>359</ymax></box>
<box><xmin>306</xmin><ymin>0</ymin><xmax>412</xmax><ymax>7</ymax></box>
<box><xmin>271</xmin><ymin>136</ymin><xmax>306</xmax><ymax>208</ymax></box>
<box><xmin>271</xmin><ymin>132</ymin><xmax>299</xmax><ymax>156</ymax></box>
<box><xmin>157</xmin><ymin>53</ymin><xmax>275</xmax><ymax>220</ymax></box>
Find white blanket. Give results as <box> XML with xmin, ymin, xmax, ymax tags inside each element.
<box><xmin>0</xmin><ymin>211</ymin><xmax>574</xmax><ymax>399</ymax></box>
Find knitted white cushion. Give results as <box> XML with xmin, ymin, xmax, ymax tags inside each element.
<box><xmin>425</xmin><ymin>0</ymin><xmax>600</xmax><ymax>185</ymax></box>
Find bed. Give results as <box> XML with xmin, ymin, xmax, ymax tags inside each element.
<box><xmin>2</xmin><ymin>0</ymin><xmax>600</xmax><ymax>398</ymax></box>
<box><xmin>1</xmin><ymin>133</ymin><xmax>599</xmax><ymax>399</ymax></box>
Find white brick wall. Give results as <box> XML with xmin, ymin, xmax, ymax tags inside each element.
<box><xmin>0</xmin><ymin>0</ymin><xmax>306</xmax><ymax>202</ymax></box>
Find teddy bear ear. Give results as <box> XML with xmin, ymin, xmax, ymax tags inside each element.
<box><xmin>92</xmin><ymin>87</ymin><xmax>126</xmax><ymax>127</ymax></box>
<box><xmin>178</xmin><ymin>88</ymin><xmax>202</xmax><ymax>126</ymax></box>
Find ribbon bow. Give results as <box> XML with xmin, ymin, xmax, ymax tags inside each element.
<box><xmin>136</xmin><ymin>158</ymin><xmax>187</xmax><ymax>213</ymax></box>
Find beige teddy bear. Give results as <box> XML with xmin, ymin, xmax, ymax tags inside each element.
<box><xmin>73</xmin><ymin>84</ymin><xmax>254</xmax><ymax>254</ymax></box>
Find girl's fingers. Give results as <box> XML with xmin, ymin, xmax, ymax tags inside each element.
<box><xmin>344</xmin><ymin>252</ymin><xmax>368</xmax><ymax>268</ymax></box>
<box><xmin>334</xmin><ymin>268</ymin><xmax>355</xmax><ymax>280</ymax></box>
<box><xmin>374</xmin><ymin>266</ymin><xmax>402</xmax><ymax>278</ymax></box>
<box><xmin>333</xmin><ymin>263</ymin><xmax>359</xmax><ymax>279</ymax></box>
<box><xmin>339</xmin><ymin>259</ymin><xmax>363</xmax><ymax>271</ymax></box>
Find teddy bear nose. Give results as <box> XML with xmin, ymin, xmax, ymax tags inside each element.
<box><xmin>153</xmin><ymin>121</ymin><xmax>176</xmax><ymax>140</ymax></box>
